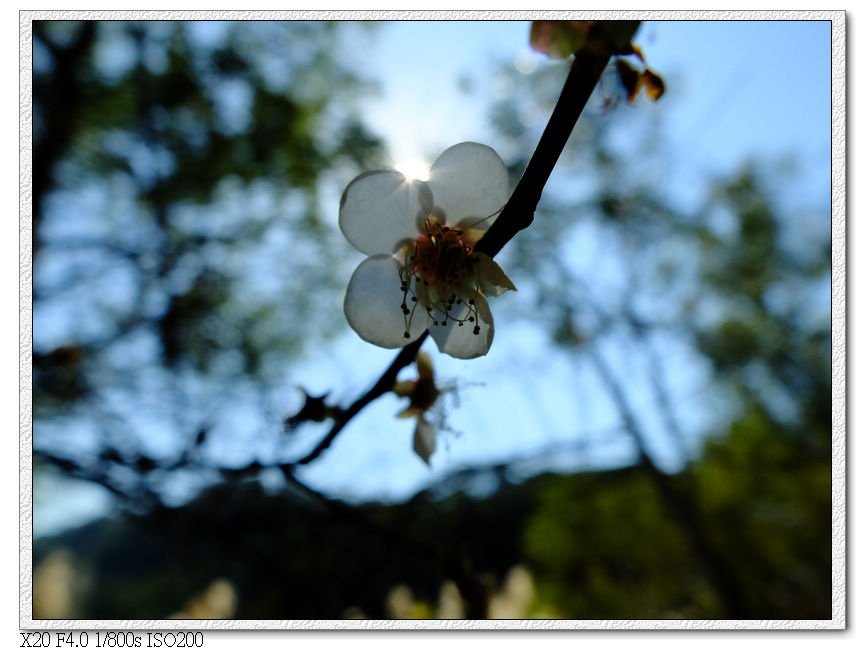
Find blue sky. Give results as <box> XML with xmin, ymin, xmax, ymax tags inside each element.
<box><xmin>294</xmin><ymin>19</ymin><xmax>831</xmax><ymax>488</ymax></box>
<box><xmin>32</xmin><ymin>19</ymin><xmax>833</xmax><ymax>536</ymax></box>
<box><xmin>361</xmin><ymin>20</ymin><xmax>829</xmax><ymax>201</ymax></box>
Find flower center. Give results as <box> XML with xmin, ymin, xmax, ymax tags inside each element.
<box><xmin>414</xmin><ymin>225</ymin><xmax>473</xmax><ymax>285</ymax></box>
<box><xmin>399</xmin><ymin>220</ymin><xmax>483</xmax><ymax>339</ymax></box>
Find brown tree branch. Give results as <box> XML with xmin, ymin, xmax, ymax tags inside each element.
<box><xmin>295</xmin><ymin>21</ymin><xmax>642</xmax><ymax>465</ymax></box>
<box><xmin>291</xmin><ymin>334</ymin><xmax>427</xmax><ymax>465</ymax></box>
<box><xmin>476</xmin><ymin>21</ymin><xmax>640</xmax><ymax>258</ymax></box>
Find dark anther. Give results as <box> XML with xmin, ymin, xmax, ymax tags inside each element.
<box><xmin>468</xmin><ymin>299</ymin><xmax>475</xmax><ymax>305</ymax></box>
<box><xmin>468</xmin><ymin>316</ymin><xmax>475</xmax><ymax>322</ymax></box>
<box><xmin>473</xmin><ymin>326</ymin><xmax>481</xmax><ymax>335</ymax></box>
<box><xmin>403</xmin><ymin>331</ymin><xmax>410</xmax><ymax>339</ymax></box>
<box><xmin>411</xmin><ymin>296</ymin><xmax>417</xmax><ymax>302</ymax></box>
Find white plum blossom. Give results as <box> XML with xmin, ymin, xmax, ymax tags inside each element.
<box><xmin>340</xmin><ymin>142</ymin><xmax>516</xmax><ymax>359</ymax></box>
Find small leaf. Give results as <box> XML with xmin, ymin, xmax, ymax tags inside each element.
<box><xmin>416</xmin><ymin>351</ymin><xmax>434</xmax><ymax>380</ymax></box>
<box><xmin>393</xmin><ymin>380</ymin><xmax>417</xmax><ymax>397</ymax></box>
<box><xmin>615</xmin><ymin>58</ymin><xmax>641</xmax><ymax>103</ymax></box>
<box><xmin>530</xmin><ymin>20</ymin><xmax>591</xmax><ymax>59</ymax></box>
<box><xmin>413</xmin><ymin>418</ymin><xmax>437</xmax><ymax>465</ymax></box>
<box><xmin>598</xmin><ymin>21</ymin><xmax>642</xmax><ymax>53</ymax></box>
<box><xmin>394</xmin><ymin>351</ymin><xmax>439</xmax><ymax>418</ymax></box>
<box><xmin>396</xmin><ymin>404</ymin><xmax>421</xmax><ymax>419</ymax></box>
<box><xmin>640</xmin><ymin>68</ymin><xmax>665</xmax><ymax>101</ymax></box>
<box><xmin>530</xmin><ymin>21</ymin><xmax>641</xmax><ymax>60</ymax></box>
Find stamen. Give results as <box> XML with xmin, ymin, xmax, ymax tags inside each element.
<box><xmin>463</xmin><ymin>206</ymin><xmax>504</xmax><ymax>230</ymax></box>
<box><xmin>399</xmin><ymin>217</ymin><xmax>491</xmax><ymax>337</ymax></box>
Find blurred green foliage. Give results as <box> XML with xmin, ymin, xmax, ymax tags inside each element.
<box><xmin>34</xmin><ymin>418</ymin><xmax>830</xmax><ymax>619</ymax></box>
<box><xmin>33</xmin><ymin>21</ymin><xmax>384</xmax><ymax>463</ymax></box>
<box><xmin>525</xmin><ymin>470</ymin><xmax>717</xmax><ymax>618</ymax></box>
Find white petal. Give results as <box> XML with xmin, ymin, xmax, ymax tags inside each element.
<box><xmin>413</xmin><ymin>417</ymin><xmax>437</xmax><ymax>465</ymax></box>
<box><xmin>339</xmin><ymin>171</ymin><xmax>433</xmax><ymax>256</ymax></box>
<box><xmin>344</xmin><ymin>255</ymin><xmax>430</xmax><ymax>348</ymax></box>
<box><xmin>429</xmin><ymin>294</ymin><xmax>494</xmax><ymax>359</ymax></box>
<box><xmin>427</xmin><ymin>142</ymin><xmax>510</xmax><ymax>231</ymax></box>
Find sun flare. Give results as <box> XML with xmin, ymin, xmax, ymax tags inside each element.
<box><xmin>394</xmin><ymin>157</ymin><xmax>431</xmax><ymax>182</ymax></box>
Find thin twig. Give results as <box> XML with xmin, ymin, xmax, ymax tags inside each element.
<box><xmin>292</xmin><ymin>335</ymin><xmax>427</xmax><ymax>465</ymax></box>
<box><xmin>476</xmin><ymin>22</ymin><xmax>640</xmax><ymax>258</ymax></box>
